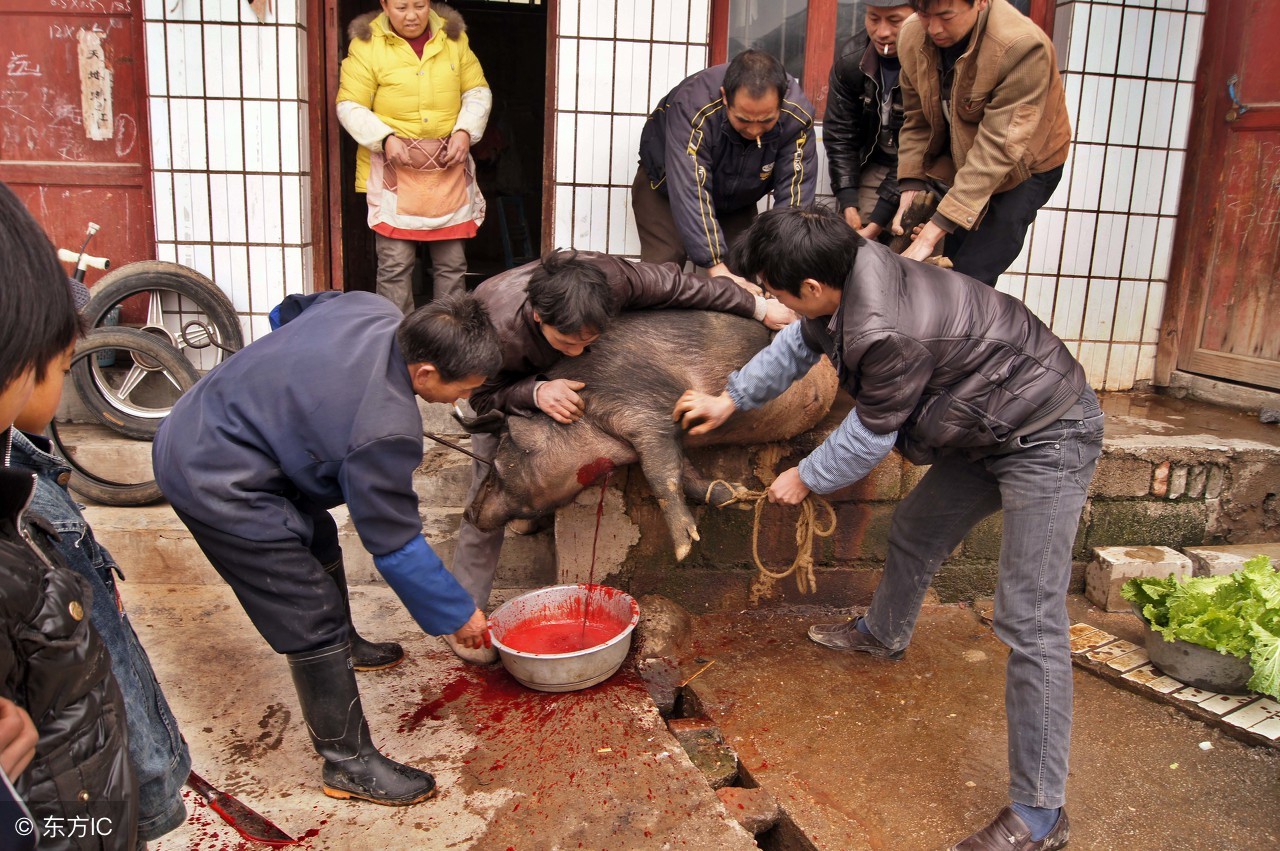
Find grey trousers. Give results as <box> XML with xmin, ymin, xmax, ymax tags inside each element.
<box><xmin>449</xmin><ymin>430</ymin><xmax>504</xmax><ymax>609</ymax></box>
<box><xmin>861</xmin><ymin>387</ymin><xmax>1103</xmax><ymax>809</ymax></box>
<box><xmin>856</xmin><ymin>161</ymin><xmax>893</xmax><ymax>224</ymax></box>
<box><xmin>374</xmin><ymin>233</ymin><xmax>468</xmax><ymax>314</ymax></box>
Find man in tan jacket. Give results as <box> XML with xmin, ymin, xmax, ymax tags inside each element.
<box><xmin>892</xmin><ymin>0</ymin><xmax>1070</xmax><ymax>287</ymax></box>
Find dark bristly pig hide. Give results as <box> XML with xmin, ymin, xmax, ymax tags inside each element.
<box><xmin>463</xmin><ymin>310</ymin><xmax>838</xmax><ymax>560</ymax></box>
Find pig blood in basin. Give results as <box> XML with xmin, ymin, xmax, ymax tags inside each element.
<box><xmin>489</xmin><ymin>585</ymin><xmax>640</xmax><ymax>693</ymax></box>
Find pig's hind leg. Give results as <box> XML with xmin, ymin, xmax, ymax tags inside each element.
<box><xmin>678</xmin><ymin>459</ymin><xmax>741</xmax><ymax>509</ymax></box>
<box><xmin>614</xmin><ymin>419</ymin><xmax>704</xmax><ymax>562</ymax></box>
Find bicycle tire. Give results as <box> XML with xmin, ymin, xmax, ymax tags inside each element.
<box><xmin>74</xmin><ymin>261</ymin><xmax>239</xmax><ymax>436</ymax></box>
<box><xmin>81</xmin><ymin>260</ymin><xmax>244</xmax><ymax>352</ymax></box>
<box><xmin>48</xmin><ymin>420</ymin><xmax>165</xmax><ymax>506</ymax></box>
<box><xmin>68</xmin><ymin>327</ymin><xmax>200</xmax><ymax>440</ymax></box>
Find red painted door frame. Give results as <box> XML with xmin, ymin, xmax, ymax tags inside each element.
<box><xmin>1157</xmin><ymin>0</ymin><xmax>1280</xmax><ymax>389</ymax></box>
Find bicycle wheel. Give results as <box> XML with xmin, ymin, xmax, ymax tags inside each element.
<box><xmin>52</xmin><ymin>329</ymin><xmax>199</xmax><ymax>505</ymax></box>
<box><xmin>49</xmin><ymin>420</ymin><xmax>165</xmax><ymax>506</ymax></box>
<box><xmin>74</xmin><ymin>261</ymin><xmax>240</xmax><ymax>434</ymax></box>
<box><xmin>67</xmin><ymin>327</ymin><xmax>200</xmax><ymax>439</ymax></box>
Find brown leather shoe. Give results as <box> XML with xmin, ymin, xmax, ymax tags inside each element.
<box><xmin>948</xmin><ymin>806</ymin><xmax>1069</xmax><ymax>850</ymax></box>
<box><xmin>806</xmin><ymin>619</ymin><xmax>905</xmax><ymax>660</ymax></box>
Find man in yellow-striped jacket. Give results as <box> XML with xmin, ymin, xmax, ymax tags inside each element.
<box><xmin>634</xmin><ymin>50</ymin><xmax>816</xmax><ymax>287</ymax></box>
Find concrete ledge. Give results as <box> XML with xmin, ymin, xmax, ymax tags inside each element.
<box><xmin>1085</xmin><ymin>546</ymin><xmax>1192</xmax><ymax>611</ymax></box>
<box><xmin>1184</xmin><ymin>543</ymin><xmax>1280</xmax><ymax>576</ymax></box>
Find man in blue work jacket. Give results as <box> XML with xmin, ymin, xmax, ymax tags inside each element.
<box><xmin>154</xmin><ymin>292</ymin><xmax>501</xmax><ymax>807</ymax></box>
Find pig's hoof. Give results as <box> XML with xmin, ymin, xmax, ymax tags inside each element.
<box><xmin>674</xmin><ymin>525</ymin><xmax>700</xmax><ymax>562</ymax></box>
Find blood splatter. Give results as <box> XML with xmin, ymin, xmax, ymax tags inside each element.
<box><xmin>576</xmin><ymin>456</ymin><xmax>615</xmax><ymax>486</ymax></box>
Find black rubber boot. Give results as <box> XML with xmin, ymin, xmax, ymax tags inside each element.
<box><xmin>287</xmin><ymin>643</ymin><xmax>437</xmax><ymax>805</ymax></box>
<box><xmin>322</xmin><ymin>557</ymin><xmax>405</xmax><ymax>671</ymax></box>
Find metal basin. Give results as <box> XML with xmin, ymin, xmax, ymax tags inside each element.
<box><xmin>1133</xmin><ymin>605</ymin><xmax>1254</xmax><ymax>695</ymax></box>
<box><xmin>489</xmin><ymin>585</ymin><xmax>640</xmax><ymax>693</ymax></box>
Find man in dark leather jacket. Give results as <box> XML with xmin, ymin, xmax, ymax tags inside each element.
<box><xmin>823</xmin><ymin>0</ymin><xmax>914</xmax><ymax>239</ymax></box>
<box><xmin>675</xmin><ymin>206</ymin><xmax>1100</xmax><ymax>851</ymax></box>
<box><xmin>0</xmin><ymin>180</ymin><xmax>139</xmax><ymax>850</ymax></box>
<box><xmin>443</xmin><ymin>250</ymin><xmax>795</xmax><ymax>663</ymax></box>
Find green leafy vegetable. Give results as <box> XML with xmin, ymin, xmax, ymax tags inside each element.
<box><xmin>1121</xmin><ymin>555</ymin><xmax>1280</xmax><ymax>699</ymax></box>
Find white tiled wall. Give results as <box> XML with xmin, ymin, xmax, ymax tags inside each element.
<box><xmin>140</xmin><ymin>0</ymin><xmax>1206</xmax><ymax>376</ymax></box>
<box><xmin>549</xmin><ymin>0</ymin><xmax>713</xmax><ymax>252</ymax></box>
<box><xmin>144</xmin><ymin>0</ymin><xmax>311</xmax><ymax>343</ymax></box>
<box><xmin>998</xmin><ymin>0</ymin><xmax>1205</xmax><ymax>390</ymax></box>
<box><xmin>546</xmin><ymin>0</ymin><xmax>1206</xmax><ymax>392</ymax></box>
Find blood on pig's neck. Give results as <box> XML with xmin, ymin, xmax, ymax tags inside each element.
<box><xmin>577</xmin><ymin>457</ymin><xmax>615</xmax><ymax>486</ymax></box>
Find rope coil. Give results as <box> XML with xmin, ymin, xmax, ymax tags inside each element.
<box><xmin>705</xmin><ymin>479</ymin><xmax>837</xmax><ymax>595</ymax></box>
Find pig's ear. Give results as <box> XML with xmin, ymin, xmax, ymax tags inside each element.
<box><xmin>453</xmin><ymin>407</ymin><xmax>507</xmax><ymax>434</ymax></box>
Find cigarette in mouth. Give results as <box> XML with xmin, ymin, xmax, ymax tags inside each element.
<box><xmin>757</xmin><ymin>136</ymin><xmax>762</xmax><ymax>148</ymax></box>
<box><xmin>883</xmin><ymin>43</ymin><xmax>889</xmax><ymax>56</ymax></box>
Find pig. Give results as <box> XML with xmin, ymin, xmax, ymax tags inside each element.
<box><xmin>462</xmin><ymin>309</ymin><xmax>838</xmax><ymax>561</ymax></box>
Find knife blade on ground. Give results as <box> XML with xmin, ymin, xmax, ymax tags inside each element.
<box><xmin>186</xmin><ymin>770</ymin><xmax>298</xmax><ymax>846</ymax></box>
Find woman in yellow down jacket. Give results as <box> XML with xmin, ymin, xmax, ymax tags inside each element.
<box><xmin>337</xmin><ymin>0</ymin><xmax>491</xmax><ymax>313</ymax></box>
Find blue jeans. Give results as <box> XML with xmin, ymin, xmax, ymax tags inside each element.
<box><xmin>862</xmin><ymin>388</ymin><xmax>1103</xmax><ymax>808</ymax></box>
<box><xmin>14</xmin><ymin>432</ymin><xmax>192</xmax><ymax>841</ymax></box>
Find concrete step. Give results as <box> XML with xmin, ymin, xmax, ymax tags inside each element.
<box><xmin>86</xmin><ymin>502</ymin><xmax>554</xmax><ymax>591</ymax></box>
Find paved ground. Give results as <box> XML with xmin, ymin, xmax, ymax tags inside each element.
<box><xmin>130</xmin><ymin>583</ymin><xmax>754</xmax><ymax>851</ymax></box>
<box><xmin>125</xmin><ymin>581</ymin><xmax>1280</xmax><ymax>850</ymax></box>
<box><xmin>687</xmin><ymin>598</ymin><xmax>1280</xmax><ymax>851</ymax></box>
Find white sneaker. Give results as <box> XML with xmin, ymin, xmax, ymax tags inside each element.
<box><xmin>442</xmin><ymin>634</ymin><xmax>499</xmax><ymax>665</ymax></box>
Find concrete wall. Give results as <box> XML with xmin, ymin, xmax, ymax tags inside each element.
<box><xmin>551</xmin><ymin>414</ymin><xmax>1280</xmax><ymax>613</ymax></box>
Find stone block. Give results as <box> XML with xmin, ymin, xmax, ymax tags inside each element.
<box><xmin>1183</xmin><ymin>543</ymin><xmax>1280</xmax><ymax>577</ymax></box>
<box><xmin>1085</xmin><ymin>546</ymin><xmax>1193</xmax><ymax>611</ymax></box>
<box><xmin>1167</xmin><ymin>465</ymin><xmax>1189</xmax><ymax>499</ymax></box>
<box><xmin>902</xmin><ymin>461</ymin><xmax>931</xmax><ymax>493</ymax></box>
<box><xmin>668</xmin><ymin>719</ymin><xmax>738</xmax><ymax>789</ymax></box>
<box><xmin>1151</xmin><ymin>461</ymin><xmax>1170</xmax><ymax>497</ymax></box>
<box><xmin>1090</xmin><ymin>456</ymin><xmax>1156</xmax><ymax>498</ymax></box>
<box><xmin>1086</xmin><ymin>500</ymin><xmax>1210</xmax><ymax>552</ymax></box>
<box><xmin>635</xmin><ymin>656</ymin><xmax>682</xmax><ymax>717</ymax></box>
<box><xmin>716</xmin><ymin>786</ymin><xmax>780</xmax><ymax>835</ymax></box>
<box><xmin>554</xmin><ymin>482</ymin><xmax>641</xmax><ymax>586</ymax></box>
<box><xmin>962</xmin><ymin>513</ymin><xmax>1003</xmax><ymax>561</ymax></box>
<box><xmin>634</xmin><ymin>595</ymin><xmax>694</xmax><ymax>659</ymax></box>
<box><xmin>932</xmin><ymin>561</ymin><xmax>1000</xmax><ymax>603</ymax></box>
<box><xmin>828</xmin><ymin>503</ymin><xmax>895</xmax><ymax>563</ymax></box>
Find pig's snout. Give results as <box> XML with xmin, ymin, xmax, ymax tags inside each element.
<box><xmin>464</xmin><ymin>475</ymin><xmax>509</xmax><ymax>531</ymax></box>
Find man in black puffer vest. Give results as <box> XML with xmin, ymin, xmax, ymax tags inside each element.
<box><xmin>675</xmin><ymin>206</ymin><xmax>1101</xmax><ymax>851</ymax></box>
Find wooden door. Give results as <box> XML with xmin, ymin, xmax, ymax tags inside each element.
<box><xmin>1159</xmin><ymin>0</ymin><xmax>1280</xmax><ymax>390</ymax></box>
<box><xmin>0</xmin><ymin>0</ymin><xmax>154</xmax><ymax>282</ymax></box>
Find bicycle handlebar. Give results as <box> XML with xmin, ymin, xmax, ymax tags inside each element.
<box><xmin>57</xmin><ymin>248</ymin><xmax>111</xmax><ymax>271</ymax></box>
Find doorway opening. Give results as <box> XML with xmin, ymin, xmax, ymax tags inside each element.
<box><xmin>331</xmin><ymin>0</ymin><xmax>549</xmax><ymax>301</ymax></box>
